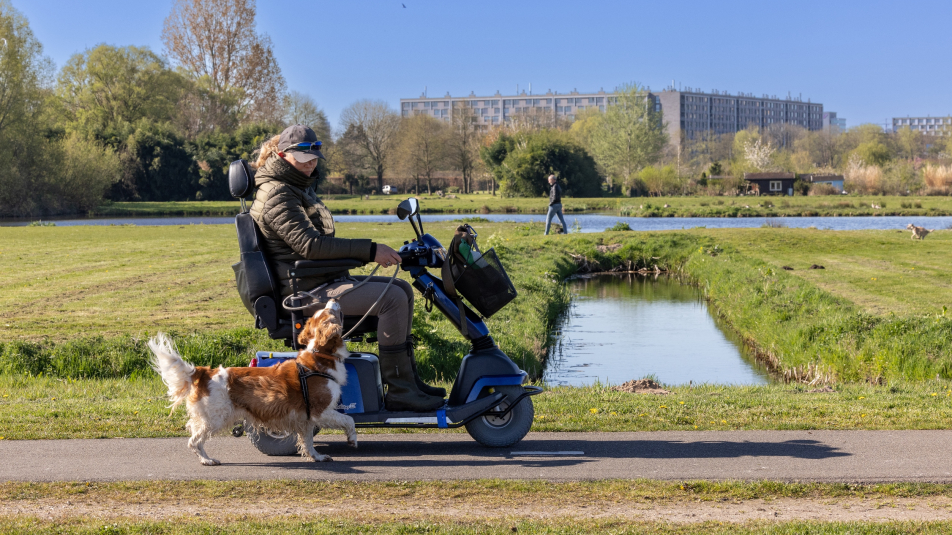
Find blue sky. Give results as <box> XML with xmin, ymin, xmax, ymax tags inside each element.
<box><xmin>16</xmin><ymin>0</ymin><xmax>952</xmax><ymax>134</ymax></box>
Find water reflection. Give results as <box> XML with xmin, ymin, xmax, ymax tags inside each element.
<box><xmin>544</xmin><ymin>274</ymin><xmax>771</xmax><ymax>387</ymax></box>
<box><xmin>4</xmin><ymin>213</ymin><xmax>952</xmax><ymax>232</ymax></box>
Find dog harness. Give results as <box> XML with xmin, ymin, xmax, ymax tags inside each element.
<box><xmin>297</xmin><ymin>362</ymin><xmax>338</xmax><ymax>420</ymax></box>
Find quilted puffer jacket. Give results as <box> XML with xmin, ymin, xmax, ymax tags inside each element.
<box><xmin>249</xmin><ymin>155</ymin><xmax>375</xmax><ymax>297</ymax></box>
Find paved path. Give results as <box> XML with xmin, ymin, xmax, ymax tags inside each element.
<box><xmin>2</xmin><ymin>431</ymin><xmax>951</xmax><ymax>483</ymax></box>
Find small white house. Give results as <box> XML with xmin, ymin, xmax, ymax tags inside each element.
<box><xmin>382</xmin><ymin>185</ymin><xmax>398</xmax><ymax>194</ymax></box>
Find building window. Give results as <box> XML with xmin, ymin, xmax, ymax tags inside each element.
<box><xmin>769</xmin><ymin>181</ymin><xmax>782</xmax><ymax>192</ymax></box>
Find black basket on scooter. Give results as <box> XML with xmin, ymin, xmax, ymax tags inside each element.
<box><xmin>446</xmin><ymin>243</ymin><xmax>517</xmax><ymax>318</ymax></box>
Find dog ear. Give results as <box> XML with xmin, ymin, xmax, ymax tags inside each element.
<box><xmin>297</xmin><ymin>309</ymin><xmax>326</xmax><ymax>347</ymax></box>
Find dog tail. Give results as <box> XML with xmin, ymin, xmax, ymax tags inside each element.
<box><xmin>148</xmin><ymin>333</ymin><xmax>195</xmax><ymax>412</ymax></box>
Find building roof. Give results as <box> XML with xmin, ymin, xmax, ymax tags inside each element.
<box><xmin>744</xmin><ymin>172</ymin><xmax>795</xmax><ymax>180</ymax></box>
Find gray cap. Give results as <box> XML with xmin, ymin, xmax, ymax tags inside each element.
<box><xmin>278</xmin><ymin>124</ymin><xmax>325</xmax><ymax>162</ymax></box>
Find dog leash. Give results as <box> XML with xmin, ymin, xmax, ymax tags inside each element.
<box><xmin>297</xmin><ymin>362</ymin><xmax>337</xmax><ymax>421</ymax></box>
<box><xmin>282</xmin><ymin>264</ymin><xmax>401</xmax><ymax>340</ymax></box>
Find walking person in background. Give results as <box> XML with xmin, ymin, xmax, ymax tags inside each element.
<box><xmin>544</xmin><ymin>174</ymin><xmax>568</xmax><ymax>235</ymax></box>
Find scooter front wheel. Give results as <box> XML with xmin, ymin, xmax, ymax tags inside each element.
<box><xmin>465</xmin><ymin>385</ymin><xmax>534</xmax><ymax>447</ymax></box>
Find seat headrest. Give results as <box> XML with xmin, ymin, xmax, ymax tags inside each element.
<box><xmin>228</xmin><ymin>159</ymin><xmax>254</xmax><ymax>199</ymax></box>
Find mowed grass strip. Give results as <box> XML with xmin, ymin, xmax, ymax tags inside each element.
<box><xmin>6</xmin><ymin>518</ymin><xmax>952</xmax><ymax>534</ymax></box>
<box><xmin>8</xmin><ymin>478</ymin><xmax>952</xmax><ymax>505</ymax></box>
<box><xmin>4</xmin><ymin>376</ymin><xmax>952</xmax><ymax>439</ymax></box>
<box><xmin>4</xmin><ymin>480</ymin><xmax>952</xmax><ymax>533</ymax></box>
<box><xmin>88</xmin><ymin>193</ymin><xmax>952</xmax><ymax>217</ymax></box>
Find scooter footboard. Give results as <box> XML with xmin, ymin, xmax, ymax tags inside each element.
<box><xmin>448</xmin><ymin>346</ymin><xmax>526</xmax><ymax>406</ymax></box>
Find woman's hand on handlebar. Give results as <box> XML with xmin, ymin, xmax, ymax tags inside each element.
<box><xmin>374</xmin><ymin>244</ymin><xmax>402</xmax><ymax>268</ymax></box>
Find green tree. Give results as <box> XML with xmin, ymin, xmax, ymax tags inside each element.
<box><xmin>895</xmin><ymin>126</ymin><xmax>924</xmax><ymax>160</ymax></box>
<box><xmin>852</xmin><ymin>141</ymin><xmax>891</xmax><ymax>167</ymax></box>
<box><xmin>638</xmin><ymin>165</ymin><xmax>677</xmax><ymax>196</ymax></box>
<box><xmin>481</xmin><ymin>130</ymin><xmax>601</xmax><ymax>198</ymax></box>
<box><xmin>111</xmin><ymin>120</ymin><xmax>198</xmax><ymax>201</ymax></box>
<box><xmin>189</xmin><ymin>122</ymin><xmax>280</xmax><ymax>200</ymax></box>
<box><xmin>588</xmin><ymin>83</ymin><xmax>667</xmax><ymax>194</ymax></box>
<box><xmin>56</xmin><ymin>45</ymin><xmax>186</xmax><ymax>137</ymax></box>
<box><xmin>0</xmin><ymin>1</ymin><xmax>120</xmax><ymax>216</ymax></box>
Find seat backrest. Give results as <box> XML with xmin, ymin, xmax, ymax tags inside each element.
<box><xmin>233</xmin><ymin>211</ymin><xmax>280</xmax><ymax>316</ymax></box>
<box><xmin>229</xmin><ymin>159</ymin><xmax>254</xmax><ymax>200</ymax></box>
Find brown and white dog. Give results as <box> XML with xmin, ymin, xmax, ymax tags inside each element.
<box><xmin>907</xmin><ymin>223</ymin><xmax>933</xmax><ymax>240</ymax></box>
<box><xmin>148</xmin><ymin>299</ymin><xmax>356</xmax><ymax>466</ymax></box>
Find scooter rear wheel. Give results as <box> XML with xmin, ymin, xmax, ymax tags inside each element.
<box><xmin>464</xmin><ymin>385</ymin><xmax>534</xmax><ymax>447</ymax></box>
<box><xmin>247</xmin><ymin>424</ymin><xmax>320</xmax><ymax>456</ymax></box>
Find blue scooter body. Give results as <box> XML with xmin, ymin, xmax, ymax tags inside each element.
<box><xmin>251</xmin><ymin>349</ymin><xmax>529</xmax><ymax>428</ymax></box>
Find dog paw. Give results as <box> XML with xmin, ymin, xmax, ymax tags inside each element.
<box><xmin>348</xmin><ymin>439</ymin><xmax>358</xmax><ymax>448</ymax></box>
<box><xmin>311</xmin><ymin>454</ymin><xmax>332</xmax><ymax>462</ymax></box>
<box><xmin>200</xmin><ymin>458</ymin><xmax>221</xmax><ymax>466</ymax></box>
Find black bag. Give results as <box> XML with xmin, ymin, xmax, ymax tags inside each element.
<box><xmin>441</xmin><ymin>230</ymin><xmax>517</xmax><ymax>319</ymax></box>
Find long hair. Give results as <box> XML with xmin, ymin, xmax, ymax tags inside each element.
<box><xmin>252</xmin><ymin>134</ymin><xmax>281</xmax><ymax>169</ymax></box>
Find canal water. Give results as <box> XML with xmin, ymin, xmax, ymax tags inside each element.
<box><xmin>543</xmin><ymin>274</ymin><xmax>771</xmax><ymax>387</ymax></box>
<box><xmin>4</xmin><ymin>213</ymin><xmax>952</xmax><ymax>232</ymax></box>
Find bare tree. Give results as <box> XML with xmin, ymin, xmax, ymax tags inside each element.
<box><xmin>161</xmin><ymin>0</ymin><xmax>286</xmax><ymax>131</ymax></box>
<box><xmin>283</xmin><ymin>91</ymin><xmax>330</xmax><ymax>140</ymax></box>
<box><xmin>448</xmin><ymin>103</ymin><xmax>481</xmax><ymax>194</ymax></box>
<box><xmin>339</xmin><ymin>99</ymin><xmax>400</xmax><ymax>192</ymax></box>
<box><xmin>397</xmin><ymin>114</ymin><xmax>447</xmax><ymax>195</ymax></box>
<box><xmin>506</xmin><ymin>106</ymin><xmax>566</xmax><ymax>132</ymax></box>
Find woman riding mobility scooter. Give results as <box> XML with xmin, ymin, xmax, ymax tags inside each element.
<box><xmin>228</xmin><ymin>159</ymin><xmax>541</xmax><ymax>455</ymax></box>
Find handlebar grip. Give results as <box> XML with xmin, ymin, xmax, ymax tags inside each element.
<box><xmin>397</xmin><ymin>250</ymin><xmax>415</xmax><ymax>262</ymax></box>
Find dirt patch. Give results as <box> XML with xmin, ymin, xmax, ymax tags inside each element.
<box><xmin>5</xmin><ymin>496</ymin><xmax>952</xmax><ymax>524</ymax></box>
<box><xmin>807</xmin><ymin>386</ymin><xmax>836</xmax><ymax>393</ymax></box>
<box><xmin>612</xmin><ymin>379</ymin><xmax>670</xmax><ymax>395</ymax></box>
<box><xmin>596</xmin><ymin>244</ymin><xmax>622</xmax><ymax>253</ymax></box>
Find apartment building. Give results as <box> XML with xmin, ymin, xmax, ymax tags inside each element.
<box><xmin>653</xmin><ymin>86</ymin><xmax>823</xmax><ymax>141</ymax></box>
<box><xmin>892</xmin><ymin>116</ymin><xmax>951</xmax><ymax>135</ymax></box>
<box><xmin>399</xmin><ymin>88</ymin><xmax>623</xmax><ymax>128</ymax></box>
<box><xmin>822</xmin><ymin>111</ymin><xmax>846</xmax><ymax>132</ymax></box>
<box><xmin>400</xmin><ymin>87</ymin><xmax>823</xmax><ymax>141</ymax></box>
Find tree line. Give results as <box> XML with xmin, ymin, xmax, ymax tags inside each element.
<box><xmin>2</xmin><ymin>0</ymin><xmax>950</xmax><ymax>218</ymax></box>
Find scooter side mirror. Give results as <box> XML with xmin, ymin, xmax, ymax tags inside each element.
<box><xmin>397</xmin><ymin>198</ymin><xmax>419</xmax><ymax>220</ymax></box>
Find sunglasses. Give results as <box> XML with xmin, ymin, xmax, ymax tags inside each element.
<box><xmin>283</xmin><ymin>141</ymin><xmax>323</xmax><ymax>152</ymax></box>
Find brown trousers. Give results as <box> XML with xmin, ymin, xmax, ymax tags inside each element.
<box><xmin>305</xmin><ymin>275</ymin><xmax>414</xmax><ymax>347</ymax></box>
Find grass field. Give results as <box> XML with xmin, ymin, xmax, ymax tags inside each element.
<box><xmin>84</xmin><ymin>193</ymin><xmax>952</xmax><ymax>218</ymax></box>
<box><xmin>3</xmin><ymin>222</ymin><xmax>952</xmax><ymax>438</ymax></box>
<box><xmin>4</xmin><ymin>375</ymin><xmax>952</xmax><ymax>439</ymax></box>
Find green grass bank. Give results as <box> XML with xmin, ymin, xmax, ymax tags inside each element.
<box><xmin>2</xmin><ymin>222</ymin><xmax>952</xmax><ymax>438</ymax></box>
<box><xmin>83</xmin><ymin>193</ymin><xmax>952</xmax><ymax>218</ymax></box>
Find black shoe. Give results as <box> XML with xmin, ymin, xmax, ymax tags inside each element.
<box><xmin>379</xmin><ymin>345</ymin><xmax>445</xmax><ymax>412</ymax></box>
<box><xmin>407</xmin><ymin>336</ymin><xmax>447</xmax><ymax>397</ymax></box>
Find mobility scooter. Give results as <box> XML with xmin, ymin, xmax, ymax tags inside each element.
<box><xmin>228</xmin><ymin>160</ymin><xmax>541</xmax><ymax>455</ymax></box>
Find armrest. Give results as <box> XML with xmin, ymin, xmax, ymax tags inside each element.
<box><xmin>294</xmin><ymin>259</ymin><xmax>366</xmax><ymax>269</ymax></box>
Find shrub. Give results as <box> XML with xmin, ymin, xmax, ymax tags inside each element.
<box><xmin>809</xmin><ymin>184</ymin><xmax>840</xmax><ymax>196</ymax></box>
<box><xmin>923</xmin><ymin>164</ymin><xmax>952</xmax><ymax>188</ymax></box>
<box><xmin>609</xmin><ymin>221</ymin><xmax>633</xmax><ymax>231</ymax></box>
